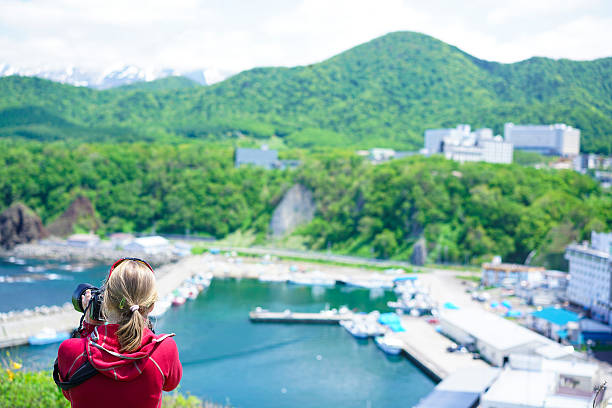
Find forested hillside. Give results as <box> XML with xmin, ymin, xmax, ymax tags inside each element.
<box><xmin>0</xmin><ymin>31</ymin><xmax>610</xmax><ymax>152</ymax></box>
<box><xmin>1</xmin><ymin>140</ymin><xmax>610</xmax><ymax>269</ymax></box>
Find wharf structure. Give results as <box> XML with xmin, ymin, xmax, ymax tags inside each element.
<box><xmin>504</xmin><ymin>122</ymin><xmax>580</xmax><ymax>156</ymax></box>
<box><xmin>424</xmin><ymin>124</ymin><xmax>513</xmax><ymax>164</ymax></box>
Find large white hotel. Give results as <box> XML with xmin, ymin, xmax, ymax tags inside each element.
<box><xmin>424</xmin><ymin>125</ymin><xmax>513</xmax><ymax>164</ymax></box>
<box><xmin>504</xmin><ymin>123</ymin><xmax>580</xmax><ymax>156</ymax></box>
<box><xmin>565</xmin><ymin>232</ymin><xmax>612</xmax><ymax>322</ymax></box>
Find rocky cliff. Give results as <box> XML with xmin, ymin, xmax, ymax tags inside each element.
<box><xmin>0</xmin><ymin>203</ymin><xmax>48</xmax><ymax>249</ymax></box>
<box><xmin>269</xmin><ymin>184</ymin><xmax>316</xmax><ymax>237</ymax></box>
<box><xmin>47</xmin><ymin>195</ymin><xmax>100</xmax><ymax>237</ymax></box>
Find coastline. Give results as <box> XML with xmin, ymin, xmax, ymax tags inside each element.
<box><xmin>0</xmin><ymin>242</ymin><xmax>179</xmax><ymax>266</ymax></box>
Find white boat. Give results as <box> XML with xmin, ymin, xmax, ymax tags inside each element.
<box><xmin>288</xmin><ymin>272</ymin><xmax>336</xmax><ymax>287</ymax></box>
<box><xmin>178</xmin><ymin>284</ymin><xmax>199</xmax><ymax>300</ymax></box>
<box><xmin>189</xmin><ymin>272</ymin><xmax>213</xmax><ymax>288</ymax></box>
<box><xmin>29</xmin><ymin>328</ymin><xmax>70</xmax><ymax>346</ymax></box>
<box><xmin>375</xmin><ymin>334</ymin><xmax>404</xmax><ymax>355</ymax></box>
<box><xmin>340</xmin><ymin>320</ymin><xmax>369</xmax><ymax>339</ymax></box>
<box><xmin>171</xmin><ymin>296</ymin><xmax>186</xmax><ymax>307</ymax></box>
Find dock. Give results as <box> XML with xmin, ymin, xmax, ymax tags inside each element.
<box><xmin>395</xmin><ymin>316</ymin><xmax>491</xmax><ymax>381</ymax></box>
<box><xmin>249</xmin><ymin>310</ymin><xmax>353</xmax><ymax>324</ymax></box>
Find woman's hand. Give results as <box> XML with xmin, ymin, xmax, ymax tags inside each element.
<box><xmin>81</xmin><ymin>289</ymin><xmax>104</xmax><ymax>325</ymax></box>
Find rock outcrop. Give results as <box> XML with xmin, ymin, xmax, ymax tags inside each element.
<box><xmin>410</xmin><ymin>238</ymin><xmax>427</xmax><ymax>266</ymax></box>
<box><xmin>270</xmin><ymin>184</ymin><xmax>316</xmax><ymax>237</ymax></box>
<box><xmin>0</xmin><ymin>203</ymin><xmax>48</xmax><ymax>249</ymax></box>
<box><xmin>47</xmin><ymin>195</ymin><xmax>100</xmax><ymax>237</ymax></box>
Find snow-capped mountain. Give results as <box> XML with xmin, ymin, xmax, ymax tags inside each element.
<box><xmin>0</xmin><ymin>64</ymin><xmax>209</xmax><ymax>88</ymax></box>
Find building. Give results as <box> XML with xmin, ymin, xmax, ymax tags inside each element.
<box><xmin>235</xmin><ymin>147</ymin><xmax>280</xmax><ymax>169</ymax></box>
<box><xmin>480</xmin><ymin>361</ymin><xmax>598</xmax><ymax>408</ymax></box>
<box><xmin>565</xmin><ymin>231</ymin><xmax>612</xmax><ymax>323</ymax></box>
<box><xmin>439</xmin><ymin>308</ymin><xmax>572</xmax><ymax>367</ymax></box>
<box><xmin>66</xmin><ymin>233</ymin><xmax>100</xmax><ymax>248</ymax></box>
<box><xmin>481</xmin><ymin>262</ymin><xmax>546</xmax><ymax>287</ymax></box>
<box><xmin>504</xmin><ymin>123</ymin><xmax>580</xmax><ymax>156</ymax></box>
<box><xmin>124</xmin><ymin>235</ymin><xmax>172</xmax><ymax>255</ymax></box>
<box><xmin>573</xmin><ymin>154</ymin><xmax>612</xmax><ymax>173</ymax></box>
<box><xmin>414</xmin><ymin>367</ymin><xmax>500</xmax><ymax>408</ymax></box>
<box><xmin>528</xmin><ymin>308</ymin><xmax>581</xmax><ymax>343</ymax></box>
<box><xmin>425</xmin><ymin>124</ymin><xmax>513</xmax><ymax>164</ymax></box>
<box><xmin>108</xmin><ymin>233</ymin><xmax>134</xmax><ymax>249</ymax></box>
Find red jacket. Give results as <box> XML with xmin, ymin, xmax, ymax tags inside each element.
<box><xmin>57</xmin><ymin>322</ymin><xmax>182</xmax><ymax>408</ymax></box>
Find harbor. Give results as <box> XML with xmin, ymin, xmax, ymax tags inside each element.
<box><xmin>3</xmin><ymin>252</ymin><xmax>611</xmax><ymax>407</ymax></box>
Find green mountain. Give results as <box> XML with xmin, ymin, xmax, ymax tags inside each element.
<box><xmin>115</xmin><ymin>76</ymin><xmax>201</xmax><ymax>91</ymax></box>
<box><xmin>0</xmin><ymin>31</ymin><xmax>610</xmax><ymax>152</ymax></box>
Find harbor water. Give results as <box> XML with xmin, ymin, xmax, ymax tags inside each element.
<box><xmin>2</xmin><ymin>259</ymin><xmax>435</xmax><ymax>407</ymax></box>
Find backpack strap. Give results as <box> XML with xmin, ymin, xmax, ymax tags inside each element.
<box><xmin>53</xmin><ymin>358</ymin><xmax>99</xmax><ymax>390</ymax></box>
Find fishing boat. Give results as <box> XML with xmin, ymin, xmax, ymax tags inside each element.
<box><xmin>29</xmin><ymin>328</ymin><xmax>70</xmax><ymax>346</ymax></box>
<box><xmin>374</xmin><ymin>334</ymin><xmax>404</xmax><ymax>355</ymax></box>
<box><xmin>171</xmin><ymin>296</ymin><xmax>186</xmax><ymax>307</ymax></box>
<box><xmin>339</xmin><ymin>320</ymin><xmax>369</xmax><ymax>339</ymax></box>
<box><xmin>178</xmin><ymin>284</ymin><xmax>199</xmax><ymax>300</ymax></box>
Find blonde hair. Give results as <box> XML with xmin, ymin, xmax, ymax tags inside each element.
<box><xmin>102</xmin><ymin>260</ymin><xmax>158</xmax><ymax>352</ymax></box>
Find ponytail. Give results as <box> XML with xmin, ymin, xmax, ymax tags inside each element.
<box><xmin>101</xmin><ymin>260</ymin><xmax>158</xmax><ymax>352</ymax></box>
<box><xmin>117</xmin><ymin>307</ymin><xmax>147</xmax><ymax>352</ymax></box>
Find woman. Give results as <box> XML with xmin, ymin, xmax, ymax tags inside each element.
<box><xmin>56</xmin><ymin>258</ymin><xmax>182</xmax><ymax>408</ymax></box>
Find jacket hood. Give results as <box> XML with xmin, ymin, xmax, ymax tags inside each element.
<box><xmin>85</xmin><ymin>323</ymin><xmax>175</xmax><ymax>381</ymax></box>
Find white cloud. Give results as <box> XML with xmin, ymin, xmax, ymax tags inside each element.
<box><xmin>0</xmin><ymin>0</ymin><xmax>610</xmax><ymax>82</ymax></box>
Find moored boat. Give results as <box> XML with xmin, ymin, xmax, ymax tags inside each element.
<box><xmin>374</xmin><ymin>334</ymin><xmax>404</xmax><ymax>355</ymax></box>
<box><xmin>171</xmin><ymin>296</ymin><xmax>186</xmax><ymax>307</ymax></box>
<box><xmin>340</xmin><ymin>320</ymin><xmax>369</xmax><ymax>339</ymax></box>
<box><xmin>28</xmin><ymin>328</ymin><xmax>70</xmax><ymax>346</ymax></box>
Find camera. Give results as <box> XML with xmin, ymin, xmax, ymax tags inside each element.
<box><xmin>72</xmin><ymin>283</ymin><xmax>104</xmax><ymax>321</ymax></box>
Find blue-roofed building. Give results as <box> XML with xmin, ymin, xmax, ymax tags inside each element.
<box><xmin>528</xmin><ymin>307</ymin><xmax>581</xmax><ymax>344</ymax></box>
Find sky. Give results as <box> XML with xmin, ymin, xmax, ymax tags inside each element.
<box><xmin>0</xmin><ymin>0</ymin><xmax>611</xmax><ymax>83</ymax></box>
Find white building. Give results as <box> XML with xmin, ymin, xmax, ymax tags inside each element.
<box><xmin>66</xmin><ymin>233</ymin><xmax>100</xmax><ymax>248</ymax></box>
<box><xmin>482</xmin><ymin>262</ymin><xmax>546</xmax><ymax>287</ymax></box>
<box><xmin>480</xmin><ymin>366</ymin><xmax>595</xmax><ymax>408</ymax></box>
<box><xmin>439</xmin><ymin>308</ymin><xmax>572</xmax><ymax>367</ymax></box>
<box><xmin>565</xmin><ymin>231</ymin><xmax>612</xmax><ymax>322</ymax></box>
<box><xmin>124</xmin><ymin>236</ymin><xmax>172</xmax><ymax>255</ymax></box>
<box><xmin>505</xmin><ymin>123</ymin><xmax>580</xmax><ymax>156</ymax></box>
<box><xmin>424</xmin><ymin>124</ymin><xmax>513</xmax><ymax>164</ymax></box>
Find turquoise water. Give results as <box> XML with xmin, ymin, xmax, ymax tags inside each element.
<box><xmin>3</xmin><ymin>260</ymin><xmax>435</xmax><ymax>407</ymax></box>
<box><xmin>0</xmin><ymin>258</ymin><xmax>109</xmax><ymax>312</ymax></box>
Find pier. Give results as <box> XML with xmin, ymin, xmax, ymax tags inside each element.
<box><xmin>249</xmin><ymin>310</ymin><xmax>353</xmax><ymax>324</ymax></box>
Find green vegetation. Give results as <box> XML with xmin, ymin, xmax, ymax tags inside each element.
<box><xmin>0</xmin><ymin>31</ymin><xmax>610</xmax><ymax>152</ymax></box>
<box><xmin>1</xmin><ymin>141</ymin><xmax>610</xmax><ymax>269</ymax></box>
<box><xmin>0</xmin><ymin>366</ymin><xmax>66</xmax><ymax>408</ymax></box>
<box><xmin>0</xmin><ymin>364</ymin><xmax>225</xmax><ymax>408</ymax></box>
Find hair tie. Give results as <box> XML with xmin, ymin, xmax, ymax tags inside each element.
<box><xmin>130</xmin><ymin>305</ymin><xmax>140</xmax><ymax>313</ymax></box>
